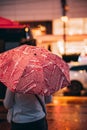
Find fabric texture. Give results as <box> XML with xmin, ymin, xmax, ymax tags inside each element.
<box><xmin>3</xmin><ymin>89</ymin><xmax>45</xmax><ymax>123</ymax></box>
<box><xmin>3</xmin><ymin>88</ymin><xmax>52</xmax><ymax>130</ymax></box>
<box><xmin>0</xmin><ymin>45</ymin><xmax>70</xmax><ymax>95</ymax></box>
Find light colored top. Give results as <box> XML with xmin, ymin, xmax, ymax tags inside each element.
<box><xmin>3</xmin><ymin>88</ymin><xmax>52</xmax><ymax>123</ymax></box>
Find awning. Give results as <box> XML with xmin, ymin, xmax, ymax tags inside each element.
<box><xmin>0</xmin><ymin>17</ymin><xmax>26</xmax><ymax>29</ymax></box>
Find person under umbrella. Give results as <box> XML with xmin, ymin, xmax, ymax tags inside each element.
<box><xmin>3</xmin><ymin>38</ymin><xmax>52</xmax><ymax>130</ymax></box>
<box><xmin>2</xmin><ymin>28</ymin><xmax>70</xmax><ymax>130</ymax></box>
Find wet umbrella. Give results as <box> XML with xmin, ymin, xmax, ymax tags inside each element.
<box><xmin>0</xmin><ymin>45</ymin><xmax>70</xmax><ymax>95</ymax></box>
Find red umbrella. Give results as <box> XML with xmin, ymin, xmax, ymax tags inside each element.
<box><xmin>0</xmin><ymin>45</ymin><xmax>70</xmax><ymax>95</ymax></box>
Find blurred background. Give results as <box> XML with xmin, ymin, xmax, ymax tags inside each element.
<box><xmin>0</xmin><ymin>1</ymin><xmax>87</xmax><ymax>130</ymax></box>
<box><xmin>0</xmin><ymin>0</ymin><xmax>87</xmax><ymax>97</ymax></box>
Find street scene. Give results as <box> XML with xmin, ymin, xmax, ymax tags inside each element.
<box><xmin>47</xmin><ymin>96</ymin><xmax>87</xmax><ymax>130</ymax></box>
<box><xmin>0</xmin><ymin>96</ymin><xmax>87</xmax><ymax>130</ymax></box>
<box><xmin>0</xmin><ymin>0</ymin><xmax>87</xmax><ymax>130</ymax></box>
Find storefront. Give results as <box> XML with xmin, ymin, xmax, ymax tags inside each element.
<box><xmin>32</xmin><ymin>18</ymin><xmax>87</xmax><ymax>62</ymax></box>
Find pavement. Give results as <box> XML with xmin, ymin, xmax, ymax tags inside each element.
<box><xmin>47</xmin><ymin>96</ymin><xmax>87</xmax><ymax>130</ymax></box>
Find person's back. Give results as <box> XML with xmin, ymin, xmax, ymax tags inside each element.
<box><xmin>3</xmin><ymin>88</ymin><xmax>51</xmax><ymax>130</ymax></box>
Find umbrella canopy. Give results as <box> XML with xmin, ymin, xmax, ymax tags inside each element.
<box><xmin>0</xmin><ymin>17</ymin><xmax>25</xmax><ymax>29</ymax></box>
<box><xmin>0</xmin><ymin>45</ymin><xmax>70</xmax><ymax>95</ymax></box>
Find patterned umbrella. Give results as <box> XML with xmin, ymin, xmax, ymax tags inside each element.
<box><xmin>0</xmin><ymin>45</ymin><xmax>70</xmax><ymax>95</ymax></box>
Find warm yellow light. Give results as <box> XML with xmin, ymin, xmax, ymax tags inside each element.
<box><xmin>57</xmin><ymin>40</ymin><xmax>64</xmax><ymax>54</ymax></box>
<box><xmin>25</xmin><ymin>27</ymin><xmax>29</xmax><ymax>32</ymax></box>
<box><xmin>38</xmin><ymin>25</ymin><xmax>46</xmax><ymax>31</ymax></box>
<box><xmin>53</xmin><ymin>99</ymin><xmax>59</xmax><ymax>105</ymax></box>
<box><xmin>32</xmin><ymin>29</ymin><xmax>42</xmax><ymax>36</ymax></box>
<box><xmin>61</xmin><ymin>16</ymin><xmax>68</xmax><ymax>22</ymax></box>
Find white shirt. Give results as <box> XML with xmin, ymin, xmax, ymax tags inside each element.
<box><xmin>3</xmin><ymin>89</ymin><xmax>52</xmax><ymax>123</ymax></box>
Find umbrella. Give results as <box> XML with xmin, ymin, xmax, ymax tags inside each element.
<box><xmin>0</xmin><ymin>45</ymin><xmax>70</xmax><ymax>95</ymax></box>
